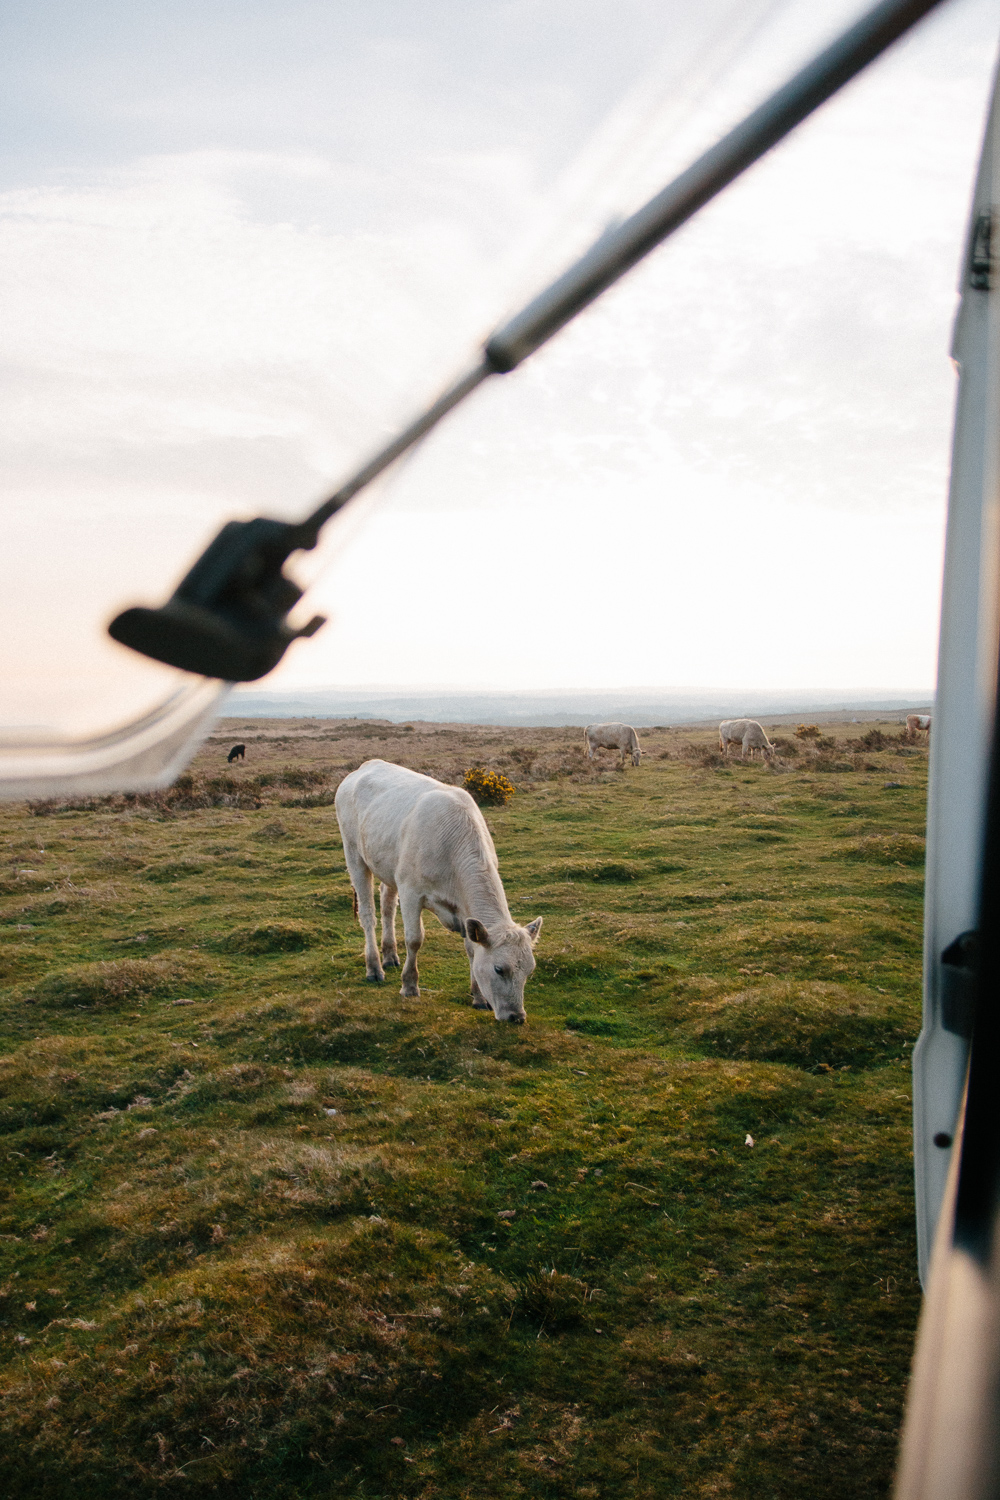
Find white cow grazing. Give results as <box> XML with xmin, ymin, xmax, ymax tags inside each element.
<box><xmin>719</xmin><ymin>719</ymin><xmax>776</xmax><ymax>762</ymax></box>
<box><xmin>905</xmin><ymin>713</ymin><xmax>932</xmax><ymax>742</ymax></box>
<box><xmin>335</xmin><ymin>760</ymin><xmax>542</xmax><ymax>1023</ymax></box>
<box><xmin>585</xmin><ymin>722</ymin><xmax>641</xmax><ymax>767</ymax></box>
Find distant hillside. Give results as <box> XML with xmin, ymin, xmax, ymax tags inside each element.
<box><xmin>222</xmin><ymin>686</ymin><xmax>933</xmax><ymax>727</ymax></box>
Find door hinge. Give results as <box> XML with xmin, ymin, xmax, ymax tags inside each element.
<box><xmin>941</xmin><ymin>930</ymin><xmax>978</xmax><ymax>1038</ymax></box>
<box><xmin>970</xmin><ymin>212</ymin><xmax>992</xmax><ymax>290</ymax></box>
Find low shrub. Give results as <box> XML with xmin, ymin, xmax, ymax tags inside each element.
<box><xmin>255</xmin><ymin>766</ymin><xmax>328</xmax><ymax>790</ymax></box>
<box><xmin>281</xmin><ymin>790</ymin><xmax>338</xmax><ymax>808</ymax></box>
<box><xmin>795</xmin><ymin>724</ymin><xmax>821</xmax><ymax>740</ymax></box>
<box><xmin>146</xmin><ymin>771</ymin><xmax>261</xmax><ymax>810</ymax></box>
<box><xmin>27</xmin><ymin>771</ymin><xmax>264</xmax><ymax>817</ymax></box>
<box><xmin>463</xmin><ymin>767</ymin><xmax>515</xmax><ymax>806</ymax></box>
<box><xmin>253</xmin><ymin>820</ymin><xmax>289</xmax><ymax>842</ymax></box>
<box><xmin>679</xmin><ymin>744</ymin><xmax>725</xmax><ymax>768</ymax></box>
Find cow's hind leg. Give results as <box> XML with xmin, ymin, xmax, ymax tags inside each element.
<box><xmin>346</xmin><ymin>857</ymin><xmax>383</xmax><ymax>983</ymax></box>
<box><xmin>380</xmin><ymin>883</ymin><xmax>400</xmax><ymax>968</ymax></box>
<box><xmin>398</xmin><ymin>890</ymin><xmax>425</xmax><ymax>999</ymax></box>
<box><xmin>464</xmin><ymin>934</ymin><xmax>490</xmax><ymax>1010</ymax></box>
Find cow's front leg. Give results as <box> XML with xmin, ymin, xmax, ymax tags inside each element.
<box><xmin>464</xmin><ymin>934</ymin><xmax>491</xmax><ymax>1009</ymax></box>
<box><xmin>399</xmin><ymin>891</ymin><xmax>425</xmax><ymax>998</ymax></box>
<box><xmin>380</xmin><ymin>882</ymin><xmax>400</xmax><ymax>967</ymax></box>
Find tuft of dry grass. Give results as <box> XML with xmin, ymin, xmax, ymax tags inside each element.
<box><xmin>24</xmin><ymin>956</ymin><xmax>189</xmax><ymax>1008</ymax></box>
<box><xmin>218</xmin><ymin>922</ymin><xmax>319</xmax><ymax>954</ymax></box>
<box><xmin>840</xmin><ymin>833</ymin><xmax>926</xmax><ymax>865</ymax></box>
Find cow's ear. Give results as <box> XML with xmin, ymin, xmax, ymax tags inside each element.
<box><xmin>466</xmin><ymin>918</ymin><xmax>491</xmax><ymax>947</ymax></box>
<box><xmin>524</xmin><ymin>916</ymin><xmax>543</xmax><ymax>944</ymax></box>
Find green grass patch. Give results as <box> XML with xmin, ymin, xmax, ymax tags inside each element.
<box><xmin>679</xmin><ymin>980</ymin><xmax>911</xmax><ymax>1069</ymax></box>
<box><xmin>0</xmin><ymin>719</ymin><xmax>928</xmax><ymax>1497</ymax></box>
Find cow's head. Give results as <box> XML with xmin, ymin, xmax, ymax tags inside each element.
<box><xmin>631</xmin><ymin>747</ymin><xmax>641</xmax><ymax>767</ymax></box>
<box><xmin>466</xmin><ymin>916</ymin><xmax>543</xmax><ymax>1023</ymax></box>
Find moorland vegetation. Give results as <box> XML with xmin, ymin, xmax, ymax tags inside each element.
<box><xmin>0</xmin><ymin>718</ymin><xmax>927</xmax><ymax>1498</ymax></box>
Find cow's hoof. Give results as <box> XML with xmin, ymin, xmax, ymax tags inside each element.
<box><xmin>401</xmin><ymin>985</ymin><xmax>420</xmax><ymax>999</ymax></box>
<box><xmin>383</xmin><ymin>956</ymin><xmax>400</xmax><ymax>968</ymax></box>
<box><xmin>366</xmin><ymin>973</ymin><xmax>385</xmax><ymax>985</ymax></box>
<box><xmin>471</xmin><ymin>996</ymin><xmax>491</xmax><ymax>1010</ymax></box>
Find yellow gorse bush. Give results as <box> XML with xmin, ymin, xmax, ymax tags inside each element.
<box><xmin>462</xmin><ymin>766</ymin><xmax>515</xmax><ymax>806</ymax></box>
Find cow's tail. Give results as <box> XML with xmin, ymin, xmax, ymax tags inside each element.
<box><xmin>352</xmin><ymin>886</ymin><xmax>358</xmax><ymax>919</ymax></box>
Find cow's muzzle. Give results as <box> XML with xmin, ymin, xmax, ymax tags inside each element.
<box><xmin>506</xmin><ymin>1013</ymin><xmax>527</xmax><ymax>1026</ymax></box>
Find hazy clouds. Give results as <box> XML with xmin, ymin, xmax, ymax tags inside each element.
<box><xmin>2</xmin><ymin>0</ymin><xmax>998</xmax><ymax>730</ymax></box>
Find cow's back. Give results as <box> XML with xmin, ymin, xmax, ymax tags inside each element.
<box><xmin>588</xmin><ymin>722</ymin><xmax>629</xmax><ymax>749</ymax></box>
<box><xmin>336</xmin><ymin>760</ymin><xmax>495</xmax><ymax>889</ymax></box>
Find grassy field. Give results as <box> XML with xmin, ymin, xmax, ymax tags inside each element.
<box><xmin>0</xmin><ymin>718</ymin><xmax>928</xmax><ymax>1498</ymax></box>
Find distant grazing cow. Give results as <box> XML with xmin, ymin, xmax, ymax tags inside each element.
<box><xmin>719</xmin><ymin>719</ymin><xmax>776</xmax><ymax>763</ymax></box>
<box><xmin>335</xmin><ymin>759</ymin><xmax>542</xmax><ymax>1022</ymax></box>
<box><xmin>227</xmin><ymin>744</ymin><xmax>246</xmax><ymax>763</ymax></box>
<box><xmin>585</xmin><ymin>722</ymin><xmax>641</xmax><ymax>767</ymax></box>
<box><xmin>905</xmin><ymin>714</ymin><xmax>932</xmax><ymax>743</ymax></box>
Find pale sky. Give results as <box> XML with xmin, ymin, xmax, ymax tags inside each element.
<box><xmin>2</xmin><ymin>0</ymin><xmax>998</xmax><ymax>733</ymax></box>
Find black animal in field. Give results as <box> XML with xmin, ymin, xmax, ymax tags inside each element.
<box><xmin>227</xmin><ymin>744</ymin><xmax>246</xmax><ymax>763</ymax></box>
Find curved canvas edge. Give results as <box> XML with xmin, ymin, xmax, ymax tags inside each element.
<box><xmin>0</xmin><ymin>678</ymin><xmax>229</xmax><ymax>801</ymax></box>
